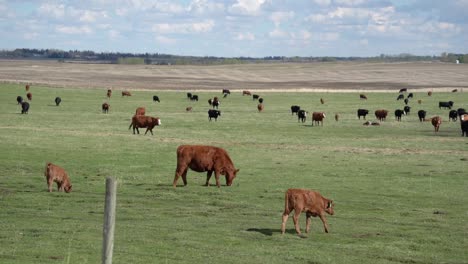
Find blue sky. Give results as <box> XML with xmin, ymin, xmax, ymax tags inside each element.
<box><xmin>0</xmin><ymin>0</ymin><xmax>467</xmax><ymax>57</ymax></box>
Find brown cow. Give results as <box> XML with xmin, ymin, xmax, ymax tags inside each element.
<box><xmin>431</xmin><ymin>116</ymin><xmax>442</xmax><ymax>132</ymax></box>
<box><xmin>320</xmin><ymin>98</ymin><xmax>325</xmax><ymax>104</ymax></box>
<box><xmin>26</xmin><ymin>92</ymin><xmax>32</xmax><ymax>101</ymax></box>
<box><xmin>129</xmin><ymin>115</ymin><xmax>161</xmax><ymax>135</ymax></box>
<box><xmin>312</xmin><ymin>112</ymin><xmax>326</xmax><ymax>126</ymax></box>
<box><xmin>102</xmin><ymin>103</ymin><xmax>110</xmax><ymax>113</ymax></box>
<box><xmin>135</xmin><ymin>107</ymin><xmax>146</xmax><ymax>116</ymax></box>
<box><xmin>122</xmin><ymin>91</ymin><xmax>131</xmax><ymax>96</ymax></box>
<box><xmin>173</xmin><ymin>145</ymin><xmax>239</xmax><ymax>188</ymax></box>
<box><xmin>107</xmin><ymin>89</ymin><xmax>112</xmax><ymax>99</ymax></box>
<box><xmin>186</xmin><ymin>106</ymin><xmax>193</xmax><ymax>112</ymax></box>
<box><xmin>281</xmin><ymin>189</ymin><xmax>334</xmax><ymax>236</ymax></box>
<box><xmin>428</xmin><ymin>91</ymin><xmax>432</xmax><ymax>96</ymax></box>
<box><xmin>257</xmin><ymin>103</ymin><xmax>264</xmax><ymax>112</ymax></box>
<box><xmin>44</xmin><ymin>162</ymin><xmax>72</xmax><ymax>193</ymax></box>
<box><xmin>374</xmin><ymin>109</ymin><xmax>388</xmax><ymax>121</ymax></box>
<box><xmin>242</xmin><ymin>90</ymin><xmax>251</xmax><ymax>96</ymax></box>
<box><xmin>25</xmin><ymin>84</ymin><xmax>30</xmax><ymax>91</ymax></box>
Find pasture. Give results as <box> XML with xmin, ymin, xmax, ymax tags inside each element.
<box><xmin>0</xmin><ymin>83</ymin><xmax>467</xmax><ymax>264</ymax></box>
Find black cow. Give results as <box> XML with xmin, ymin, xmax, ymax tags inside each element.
<box><xmin>55</xmin><ymin>97</ymin><xmax>61</xmax><ymax>106</ymax></box>
<box><xmin>397</xmin><ymin>94</ymin><xmax>404</xmax><ymax>100</ymax></box>
<box><xmin>252</xmin><ymin>94</ymin><xmax>260</xmax><ymax>100</ymax></box>
<box><xmin>190</xmin><ymin>95</ymin><xmax>199</xmax><ymax>101</ymax></box>
<box><xmin>403</xmin><ymin>106</ymin><xmax>411</xmax><ymax>115</ymax></box>
<box><xmin>21</xmin><ymin>102</ymin><xmax>29</xmax><ymax>114</ymax></box>
<box><xmin>208</xmin><ymin>109</ymin><xmax>221</xmax><ymax>121</ymax></box>
<box><xmin>187</xmin><ymin>92</ymin><xmax>192</xmax><ymax>99</ymax></box>
<box><xmin>399</xmin><ymin>88</ymin><xmax>407</xmax><ymax>93</ymax></box>
<box><xmin>16</xmin><ymin>96</ymin><xmax>23</xmax><ymax>104</ymax></box>
<box><xmin>298</xmin><ymin>110</ymin><xmax>307</xmax><ymax>123</ymax></box>
<box><xmin>357</xmin><ymin>109</ymin><xmax>369</xmax><ymax>120</ymax></box>
<box><xmin>404</xmin><ymin>98</ymin><xmax>409</xmax><ymax>105</ymax></box>
<box><xmin>259</xmin><ymin>98</ymin><xmax>264</xmax><ymax>104</ymax></box>
<box><xmin>461</xmin><ymin>120</ymin><xmax>468</xmax><ymax>137</ymax></box>
<box><xmin>153</xmin><ymin>95</ymin><xmax>160</xmax><ymax>102</ymax></box>
<box><xmin>439</xmin><ymin>101</ymin><xmax>454</xmax><ymax>109</ymax></box>
<box><xmin>407</xmin><ymin>93</ymin><xmax>414</xmax><ymax>99</ymax></box>
<box><xmin>291</xmin><ymin>105</ymin><xmax>300</xmax><ymax>115</ymax></box>
<box><xmin>449</xmin><ymin>110</ymin><xmax>458</xmax><ymax>122</ymax></box>
<box><xmin>417</xmin><ymin>110</ymin><xmax>426</xmax><ymax>122</ymax></box>
<box><xmin>395</xmin><ymin>109</ymin><xmax>406</xmax><ymax>121</ymax></box>
<box><xmin>222</xmin><ymin>89</ymin><xmax>230</xmax><ymax>95</ymax></box>
<box><xmin>457</xmin><ymin>108</ymin><xmax>466</xmax><ymax>117</ymax></box>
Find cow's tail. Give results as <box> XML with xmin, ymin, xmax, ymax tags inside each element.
<box><xmin>128</xmin><ymin>122</ymin><xmax>133</xmax><ymax>130</ymax></box>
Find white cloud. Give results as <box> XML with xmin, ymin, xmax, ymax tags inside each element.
<box><xmin>79</xmin><ymin>10</ymin><xmax>108</xmax><ymax>23</ymax></box>
<box><xmin>229</xmin><ymin>0</ymin><xmax>266</xmax><ymax>16</ymax></box>
<box><xmin>270</xmin><ymin>11</ymin><xmax>294</xmax><ymax>26</ymax></box>
<box><xmin>318</xmin><ymin>32</ymin><xmax>340</xmax><ymax>41</ymax></box>
<box><xmin>56</xmin><ymin>25</ymin><xmax>93</xmax><ymax>34</ymax></box>
<box><xmin>23</xmin><ymin>32</ymin><xmax>39</xmax><ymax>40</ymax></box>
<box><xmin>313</xmin><ymin>0</ymin><xmax>331</xmax><ymax>6</ymax></box>
<box><xmin>38</xmin><ymin>3</ymin><xmax>66</xmax><ymax>19</ymax></box>
<box><xmin>269</xmin><ymin>28</ymin><xmax>289</xmax><ymax>38</ymax></box>
<box><xmin>235</xmin><ymin>32</ymin><xmax>255</xmax><ymax>40</ymax></box>
<box><xmin>188</xmin><ymin>0</ymin><xmax>225</xmax><ymax>15</ymax></box>
<box><xmin>108</xmin><ymin>30</ymin><xmax>121</xmax><ymax>39</ymax></box>
<box><xmin>359</xmin><ymin>39</ymin><xmax>368</xmax><ymax>45</ymax></box>
<box><xmin>152</xmin><ymin>20</ymin><xmax>214</xmax><ymax>34</ymax></box>
<box><xmin>156</xmin><ymin>35</ymin><xmax>177</xmax><ymax>44</ymax></box>
<box><xmin>300</xmin><ymin>30</ymin><xmax>312</xmax><ymax>40</ymax></box>
<box><xmin>334</xmin><ymin>0</ymin><xmax>366</xmax><ymax>6</ymax></box>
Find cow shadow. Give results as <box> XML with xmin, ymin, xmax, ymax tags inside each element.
<box><xmin>246</xmin><ymin>228</ymin><xmax>297</xmax><ymax>236</ymax></box>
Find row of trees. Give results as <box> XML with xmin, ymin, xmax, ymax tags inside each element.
<box><xmin>0</xmin><ymin>48</ymin><xmax>465</xmax><ymax>65</ymax></box>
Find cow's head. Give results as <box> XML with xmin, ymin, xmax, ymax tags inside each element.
<box><xmin>225</xmin><ymin>169</ymin><xmax>239</xmax><ymax>186</ymax></box>
<box><xmin>325</xmin><ymin>200</ymin><xmax>334</xmax><ymax>215</ymax></box>
<box><xmin>64</xmin><ymin>185</ymin><xmax>72</xmax><ymax>193</ymax></box>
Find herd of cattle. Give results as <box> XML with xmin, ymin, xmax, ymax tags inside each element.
<box><xmin>14</xmin><ymin>84</ymin><xmax>467</xmax><ymax>236</ymax></box>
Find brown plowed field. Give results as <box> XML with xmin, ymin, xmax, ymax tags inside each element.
<box><xmin>1</xmin><ymin>59</ymin><xmax>467</xmax><ymax>92</ymax></box>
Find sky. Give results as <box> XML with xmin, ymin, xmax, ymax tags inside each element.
<box><xmin>0</xmin><ymin>0</ymin><xmax>467</xmax><ymax>57</ymax></box>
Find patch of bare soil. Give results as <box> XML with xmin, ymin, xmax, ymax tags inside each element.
<box><xmin>1</xmin><ymin>59</ymin><xmax>467</xmax><ymax>92</ymax></box>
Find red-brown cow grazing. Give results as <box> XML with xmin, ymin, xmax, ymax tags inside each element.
<box><xmin>135</xmin><ymin>107</ymin><xmax>146</xmax><ymax>116</ymax></box>
<box><xmin>102</xmin><ymin>103</ymin><xmax>110</xmax><ymax>113</ymax></box>
<box><xmin>431</xmin><ymin>116</ymin><xmax>442</xmax><ymax>133</ymax></box>
<box><xmin>281</xmin><ymin>189</ymin><xmax>334</xmax><ymax>236</ymax></box>
<box><xmin>107</xmin><ymin>89</ymin><xmax>112</xmax><ymax>99</ymax></box>
<box><xmin>26</xmin><ymin>92</ymin><xmax>32</xmax><ymax>101</ymax></box>
<box><xmin>122</xmin><ymin>91</ymin><xmax>131</xmax><ymax>96</ymax></box>
<box><xmin>25</xmin><ymin>84</ymin><xmax>30</xmax><ymax>91</ymax></box>
<box><xmin>129</xmin><ymin>115</ymin><xmax>161</xmax><ymax>135</ymax></box>
<box><xmin>312</xmin><ymin>112</ymin><xmax>326</xmax><ymax>126</ymax></box>
<box><xmin>173</xmin><ymin>145</ymin><xmax>239</xmax><ymax>188</ymax></box>
<box><xmin>242</xmin><ymin>90</ymin><xmax>251</xmax><ymax>96</ymax></box>
<box><xmin>257</xmin><ymin>103</ymin><xmax>264</xmax><ymax>112</ymax></box>
<box><xmin>374</xmin><ymin>109</ymin><xmax>388</xmax><ymax>121</ymax></box>
<box><xmin>44</xmin><ymin>162</ymin><xmax>72</xmax><ymax>193</ymax></box>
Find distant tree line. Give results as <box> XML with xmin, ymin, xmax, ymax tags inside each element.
<box><xmin>0</xmin><ymin>48</ymin><xmax>466</xmax><ymax>65</ymax></box>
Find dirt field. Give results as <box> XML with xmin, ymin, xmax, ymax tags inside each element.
<box><xmin>1</xmin><ymin>59</ymin><xmax>467</xmax><ymax>92</ymax></box>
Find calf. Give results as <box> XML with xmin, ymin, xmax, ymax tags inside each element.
<box><xmin>153</xmin><ymin>95</ymin><xmax>160</xmax><ymax>102</ymax></box>
<box><xmin>44</xmin><ymin>162</ymin><xmax>72</xmax><ymax>193</ymax></box>
<box><xmin>394</xmin><ymin>109</ymin><xmax>406</xmax><ymax>121</ymax></box>
<box><xmin>252</xmin><ymin>94</ymin><xmax>260</xmax><ymax>100</ymax></box>
<box><xmin>208</xmin><ymin>109</ymin><xmax>221</xmax><ymax>121</ymax></box>
<box><xmin>439</xmin><ymin>101</ymin><xmax>454</xmax><ymax>109</ymax></box>
<box><xmin>242</xmin><ymin>90</ymin><xmax>251</xmax><ymax>96</ymax></box>
<box><xmin>359</xmin><ymin>94</ymin><xmax>367</xmax><ymax>100</ymax></box>
<box><xmin>312</xmin><ymin>112</ymin><xmax>326</xmax><ymax>126</ymax></box>
<box><xmin>281</xmin><ymin>189</ymin><xmax>334</xmax><ymax>236</ymax></box>
<box><xmin>186</xmin><ymin>106</ymin><xmax>193</xmax><ymax>112</ymax></box>
<box><xmin>190</xmin><ymin>95</ymin><xmax>199</xmax><ymax>101</ymax></box>
<box><xmin>25</xmin><ymin>84</ymin><xmax>30</xmax><ymax>91</ymax></box>
<box><xmin>449</xmin><ymin>110</ymin><xmax>458</xmax><ymax>122</ymax></box>
<box><xmin>375</xmin><ymin>109</ymin><xmax>388</xmax><ymax>121</ymax></box>
<box><xmin>135</xmin><ymin>107</ymin><xmax>146</xmax><ymax>116</ymax></box>
<box><xmin>27</xmin><ymin>92</ymin><xmax>32</xmax><ymax>101</ymax></box>
<box><xmin>128</xmin><ymin>115</ymin><xmax>161</xmax><ymax>135</ymax></box>
<box><xmin>431</xmin><ymin>116</ymin><xmax>442</xmax><ymax>133</ymax></box>
<box><xmin>102</xmin><ymin>103</ymin><xmax>110</xmax><ymax>113</ymax></box>
<box><xmin>55</xmin><ymin>97</ymin><xmax>61</xmax><ymax>106</ymax></box>
<box><xmin>173</xmin><ymin>145</ymin><xmax>239</xmax><ymax>188</ymax></box>
<box><xmin>122</xmin><ymin>91</ymin><xmax>131</xmax><ymax>96</ymax></box>
<box><xmin>107</xmin><ymin>89</ymin><xmax>112</xmax><ymax>99</ymax></box>
<box><xmin>403</xmin><ymin>106</ymin><xmax>411</xmax><ymax>115</ymax></box>
<box><xmin>21</xmin><ymin>102</ymin><xmax>30</xmax><ymax>114</ymax></box>
<box><xmin>357</xmin><ymin>109</ymin><xmax>369</xmax><ymax>120</ymax></box>
<box><xmin>257</xmin><ymin>103</ymin><xmax>264</xmax><ymax>112</ymax></box>
<box><xmin>16</xmin><ymin>96</ymin><xmax>23</xmax><ymax>104</ymax></box>
<box><xmin>298</xmin><ymin>110</ymin><xmax>307</xmax><ymax>123</ymax></box>
<box><xmin>291</xmin><ymin>105</ymin><xmax>301</xmax><ymax>115</ymax></box>
<box><xmin>417</xmin><ymin>110</ymin><xmax>426</xmax><ymax>122</ymax></box>
<box><xmin>397</xmin><ymin>94</ymin><xmax>404</xmax><ymax>100</ymax></box>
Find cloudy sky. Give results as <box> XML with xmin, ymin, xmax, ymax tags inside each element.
<box><xmin>0</xmin><ymin>0</ymin><xmax>467</xmax><ymax>57</ymax></box>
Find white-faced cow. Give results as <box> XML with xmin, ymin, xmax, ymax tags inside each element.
<box><xmin>298</xmin><ymin>110</ymin><xmax>307</xmax><ymax>123</ymax></box>
<box><xmin>281</xmin><ymin>189</ymin><xmax>334</xmax><ymax>236</ymax></box>
<box><xmin>173</xmin><ymin>145</ymin><xmax>239</xmax><ymax>188</ymax></box>
<box><xmin>312</xmin><ymin>112</ymin><xmax>326</xmax><ymax>126</ymax></box>
<box><xmin>403</xmin><ymin>106</ymin><xmax>411</xmax><ymax>115</ymax></box>
<box><xmin>394</xmin><ymin>109</ymin><xmax>406</xmax><ymax>121</ymax></box>
<box><xmin>208</xmin><ymin>109</ymin><xmax>221</xmax><ymax>121</ymax></box>
<box><xmin>129</xmin><ymin>115</ymin><xmax>161</xmax><ymax>135</ymax></box>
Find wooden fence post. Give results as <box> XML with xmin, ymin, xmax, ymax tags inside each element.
<box><xmin>102</xmin><ymin>177</ymin><xmax>117</xmax><ymax>264</ymax></box>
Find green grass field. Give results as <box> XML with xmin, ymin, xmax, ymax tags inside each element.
<box><xmin>1</xmin><ymin>83</ymin><xmax>467</xmax><ymax>264</ymax></box>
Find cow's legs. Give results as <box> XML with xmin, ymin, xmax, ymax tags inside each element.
<box><xmin>57</xmin><ymin>182</ymin><xmax>63</xmax><ymax>192</ymax></box>
<box><xmin>214</xmin><ymin>171</ymin><xmax>221</xmax><ymax>188</ymax></box>
<box><xmin>173</xmin><ymin>166</ymin><xmax>188</xmax><ymax>187</ymax></box>
<box><xmin>292</xmin><ymin>211</ymin><xmax>302</xmax><ymax>235</ymax></box>
<box><xmin>47</xmin><ymin>177</ymin><xmax>54</xmax><ymax>192</ymax></box>
<box><xmin>144</xmin><ymin>128</ymin><xmax>153</xmax><ymax>135</ymax></box>
<box><xmin>281</xmin><ymin>211</ymin><xmax>290</xmax><ymax>234</ymax></box>
<box><xmin>181</xmin><ymin>169</ymin><xmax>188</xmax><ymax>186</ymax></box>
<box><xmin>319</xmin><ymin>214</ymin><xmax>329</xmax><ymax>233</ymax></box>
<box><xmin>205</xmin><ymin>171</ymin><xmax>213</xmax><ymax>186</ymax></box>
<box><xmin>305</xmin><ymin>212</ymin><xmax>312</xmax><ymax>233</ymax></box>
